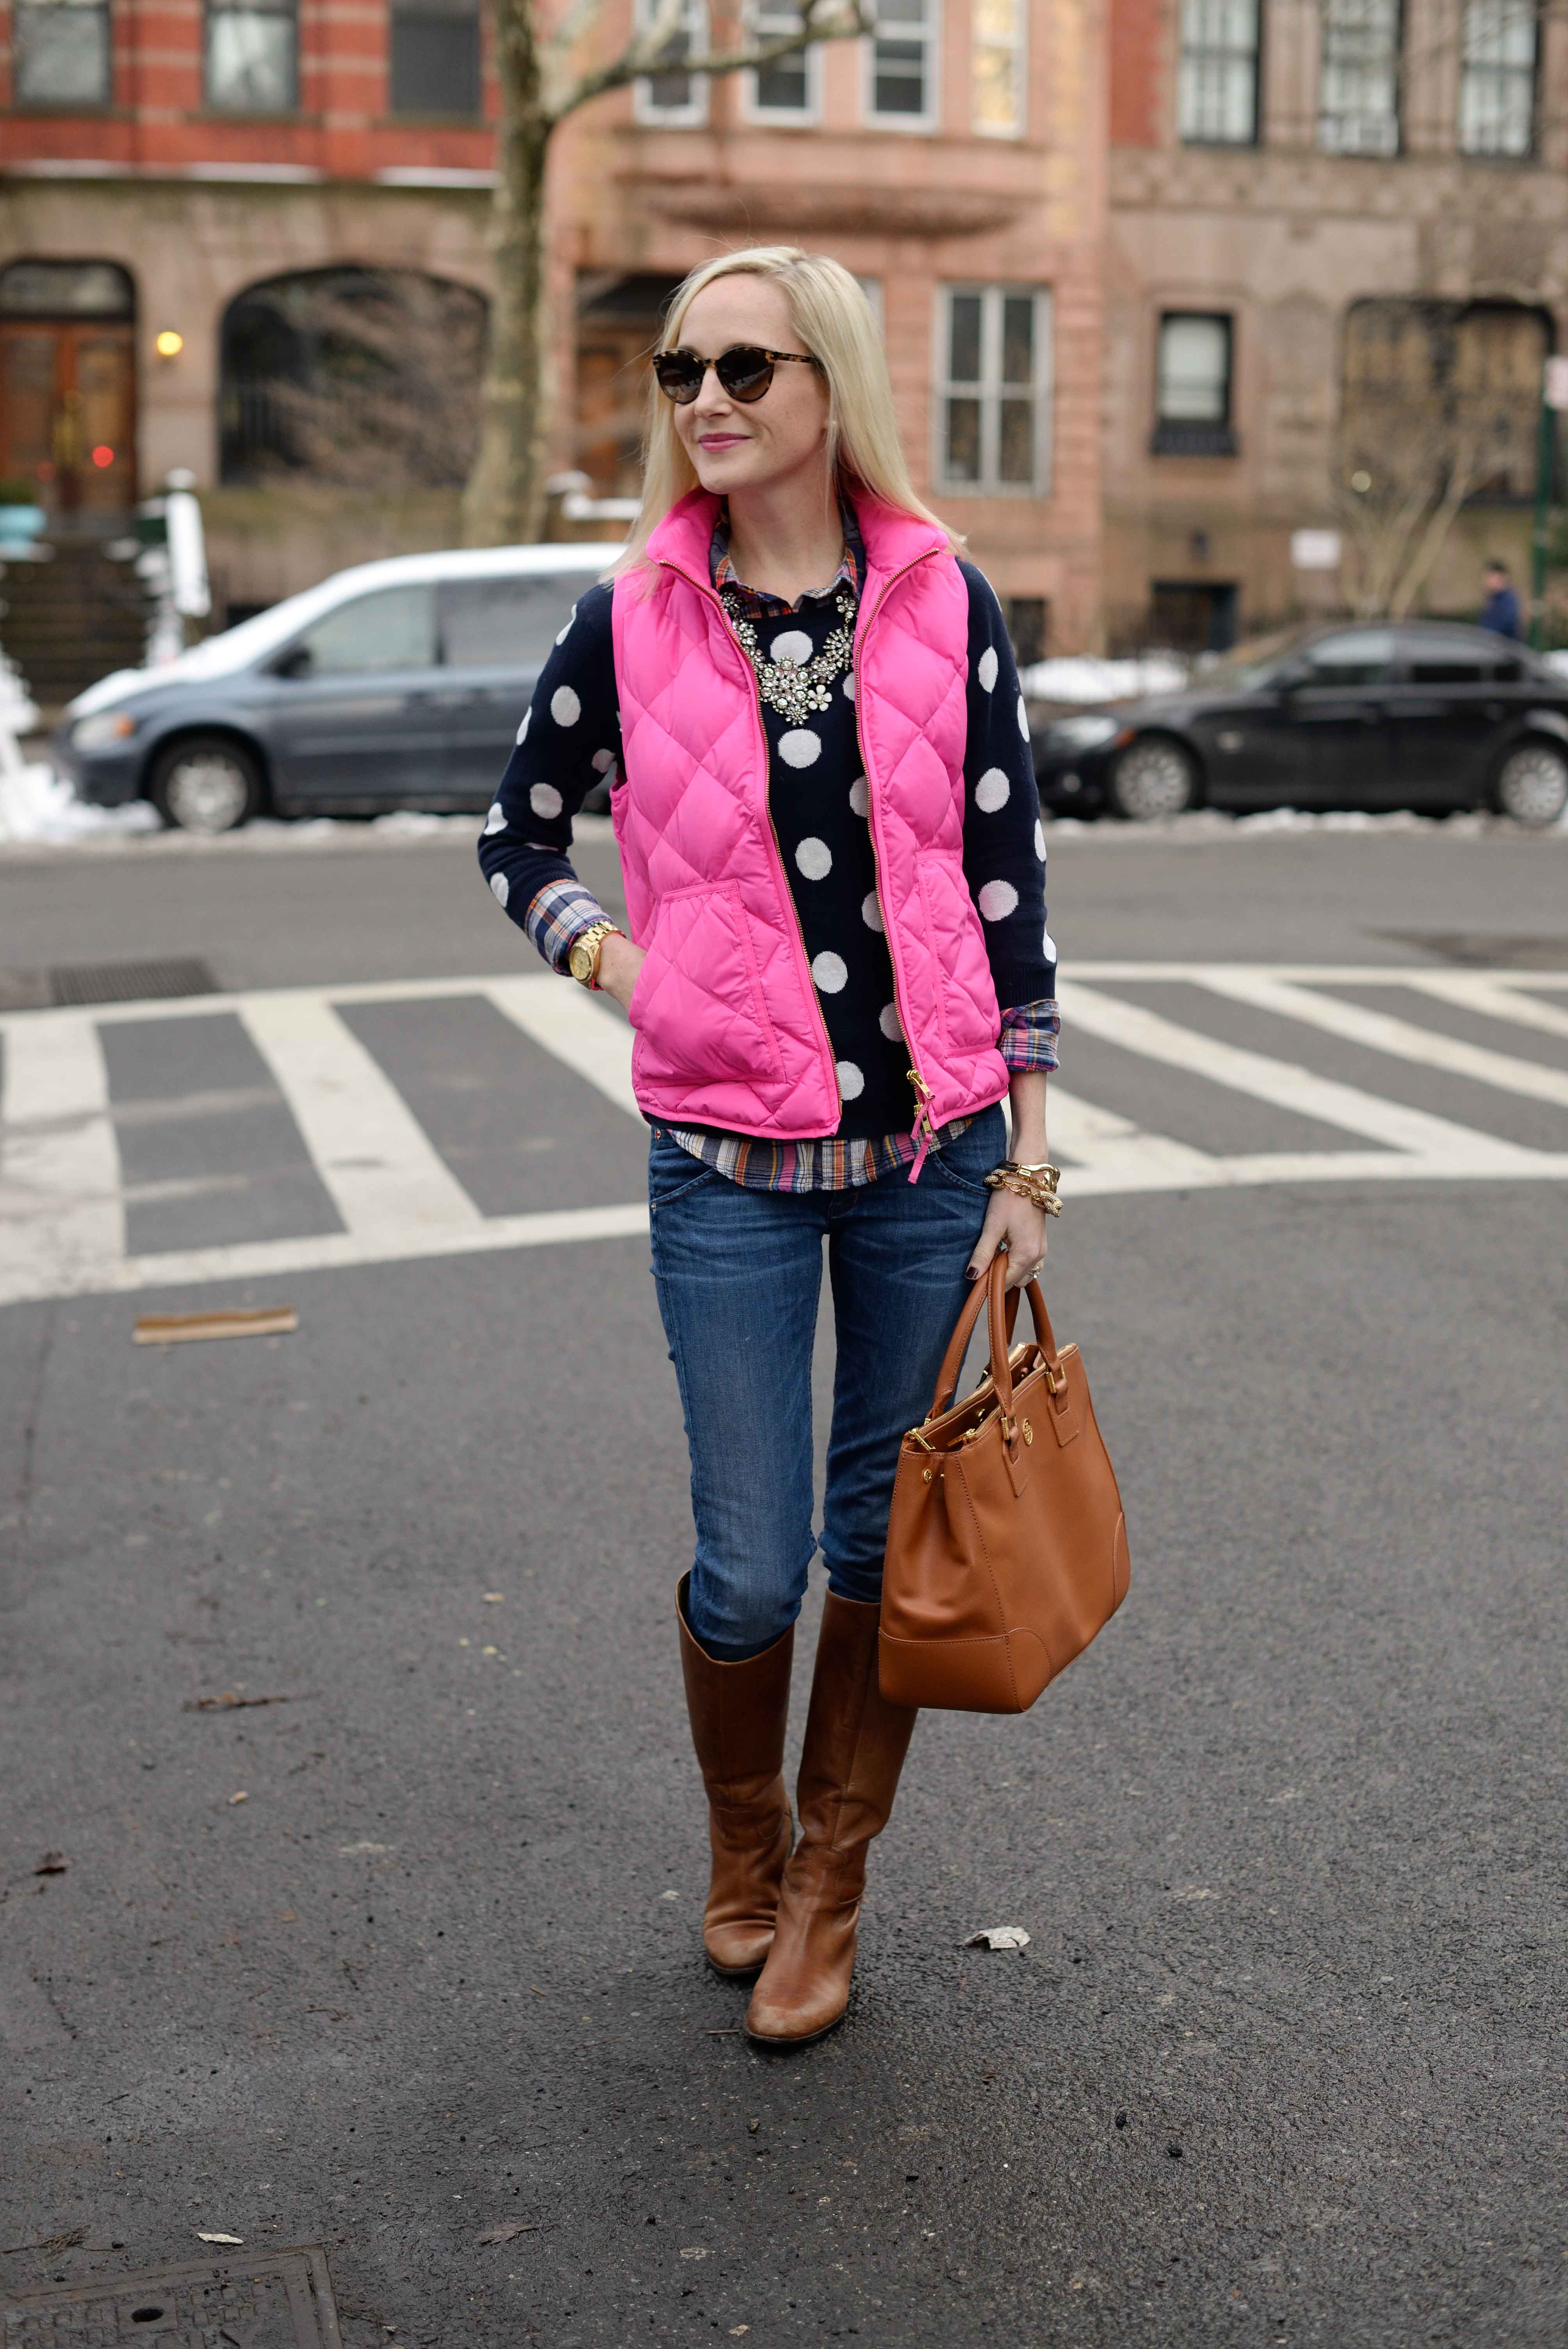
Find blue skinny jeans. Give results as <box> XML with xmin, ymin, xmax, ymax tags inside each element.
<box><xmin>648</xmin><ymin>1105</ymin><xmax>1005</xmax><ymax>1660</ymax></box>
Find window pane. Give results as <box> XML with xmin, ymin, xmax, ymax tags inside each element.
<box><xmin>998</xmin><ymin>397</ymin><xmax>1034</xmax><ymax>483</ymax></box>
<box><xmin>1318</xmin><ymin>0</ymin><xmax>1401</xmax><ymax>155</ymax></box>
<box><xmin>1459</xmin><ymin>0</ymin><xmax>1534</xmax><ymax>154</ymax></box>
<box><xmin>648</xmin><ymin>29</ymin><xmax>692</xmax><ymax>107</ymax></box>
<box><xmin>1001</xmin><ymin>295</ymin><xmax>1034</xmax><ymax>387</ymax></box>
<box><xmin>973</xmin><ymin>0</ymin><xmax>1019</xmax><ymax>132</ymax></box>
<box><xmin>873</xmin><ymin>39</ymin><xmax>926</xmax><ymax>111</ymax></box>
<box><xmin>945</xmin><ymin>397</ymin><xmax>982</xmax><ymax>483</ymax></box>
<box><xmin>1303</xmin><ymin>629</ymin><xmax>1394</xmax><ymax>684</ymax></box>
<box><xmin>292</xmin><ymin>586</ymin><xmax>437</xmax><ymax>675</ymax></box>
<box><xmin>1159</xmin><ymin>315</ymin><xmax>1229</xmax><ymax>421</ymax></box>
<box><xmin>14</xmin><ymin>1</ymin><xmax>111</xmax><ymax>103</ymax></box>
<box><xmin>0</xmin><ymin>259</ymin><xmax>132</xmax><ymax>315</ymax></box>
<box><xmin>754</xmin><ymin>0</ymin><xmax>809</xmax><ymax>107</ymax></box>
<box><xmin>390</xmin><ymin>14</ymin><xmax>480</xmax><ymax>113</ymax></box>
<box><xmin>948</xmin><ymin>293</ymin><xmax>982</xmax><ymax>384</ymax></box>
<box><xmin>1177</xmin><ymin>0</ymin><xmax>1258</xmax><ymax>143</ymax></box>
<box><xmin>442</xmin><ymin>575</ymin><xmax>601</xmax><ymax>668</ymax></box>
<box><xmin>1407</xmin><ymin>652</ymin><xmax>1487</xmax><ymax>683</ymax></box>
<box><xmin>208</xmin><ymin>6</ymin><xmax>297</xmax><ymax>108</ymax></box>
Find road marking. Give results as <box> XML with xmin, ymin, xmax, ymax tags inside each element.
<box><xmin>239</xmin><ymin>994</ymin><xmax>481</xmax><ymax>1245</ymax></box>
<box><xmin>1</xmin><ymin>966</ymin><xmax>1564</xmax><ymax>1307</ymax></box>
<box><xmin>1194</xmin><ymin>970</ymin><xmax>1568</xmax><ymax>1109</ymax></box>
<box><xmin>1055</xmin><ymin>980</ymin><xmax>1543</xmax><ymax>1171</ymax></box>
<box><xmin>0</xmin><ymin>1012</ymin><xmax>123</xmax><ymax>1297</ymax></box>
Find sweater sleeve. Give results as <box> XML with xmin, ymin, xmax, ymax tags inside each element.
<box><xmin>958</xmin><ymin>563</ymin><xmax>1060</xmax><ymax>1071</ymax></box>
<box><xmin>476</xmin><ymin>581</ymin><xmax>622</xmax><ymax>974</ymax></box>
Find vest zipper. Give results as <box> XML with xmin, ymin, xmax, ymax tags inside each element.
<box><xmin>852</xmin><ymin>547</ymin><xmax>942</xmax><ymax>1178</ymax></box>
<box><xmin>658</xmin><ymin>560</ymin><xmax>841</xmax><ymax>1123</ymax></box>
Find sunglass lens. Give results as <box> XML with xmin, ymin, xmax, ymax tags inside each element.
<box><xmin>653</xmin><ymin>353</ymin><xmax>703</xmax><ymax>403</ymax></box>
<box><xmin>716</xmin><ymin>348</ymin><xmax>775</xmax><ymax>401</ymax></box>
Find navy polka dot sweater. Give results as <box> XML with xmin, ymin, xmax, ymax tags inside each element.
<box><xmin>479</xmin><ymin>515</ymin><xmax>1058</xmax><ymax>1151</ymax></box>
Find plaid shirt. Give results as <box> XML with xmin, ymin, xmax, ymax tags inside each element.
<box><xmin>518</xmin><ymin>501</ymin><xmax>1058</xmax><ymax>1191</ymax></box>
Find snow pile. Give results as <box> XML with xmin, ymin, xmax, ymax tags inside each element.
<box><xmin>0</xmin><ymin>758</ymin><xmax>160</xmax><ymax>845</ymax></box>
<box><xmin>1043</xmin><ymin>804</ymin><xmax>1568</xmax><ymax>841</ymax></box>
<box><xmin>1020</xmin><ymin>654</ymin><xmax>1190</xmax><ymax>704</ymax></box>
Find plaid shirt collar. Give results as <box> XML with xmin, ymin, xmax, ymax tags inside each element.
<box><xmin>710</xmin><ymin>495</ymin><xmax>865</xmax><ymax>618</ymax></box>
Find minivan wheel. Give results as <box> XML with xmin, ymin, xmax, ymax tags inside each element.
<box><xmin>151</xmin><ymin>736</ymin><xmax>264</xmax><ymax>834</ymax></box>
<box><xmin>1107</xmin><ymin>735</ymin><xmax>1197</xmax><ymax>822</ymax></box>
<box><xmin>1493</xmin><ymin>740</ymin><xmax>1568</xmax><ymax>829</ymax></box>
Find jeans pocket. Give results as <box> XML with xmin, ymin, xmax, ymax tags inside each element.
<box><xmin>647</xmin><ymin>1131</ymin><xmax>721</xmax><ymax>1208</ymax></box>
<box><xmin>927</xmin><ymin>1105</ymin><xmax>1007</xmax><ymax>1196</ymax></box>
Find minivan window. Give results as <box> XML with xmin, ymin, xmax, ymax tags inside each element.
<box><xmin>442</xmin><ymin>573</ymin><xmax>602</xmax><ymax>668</ymax></box>
<box><xmin>1301</xmin><ymin>630</ymin><xmax>1395</xmax><ymax>686</ymax></box>
<box><xmin>286</xmin><ymin>585</ymin><xmax>437</xmax><ymax>677</ymax></box>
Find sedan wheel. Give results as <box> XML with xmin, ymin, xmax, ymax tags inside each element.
<box><xmin>1494</xmin><ymin>741</ymin><xmax>1568</xmax><ymax>829</ymax></box>
<box><xmin>1108</xmin><ymin>736</ymin><xmax>1197</xmax><ymax>822</ymax></box>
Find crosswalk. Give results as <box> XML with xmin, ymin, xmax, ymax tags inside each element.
<box><xmin>2</xmin><ymin>963</ymin><xmax>1565</xmax><ymax>1306</ymax></box>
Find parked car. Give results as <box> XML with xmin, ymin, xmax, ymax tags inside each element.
<box><xmin>56</xmin><ymin>542</ymin><xmax>625</xmax><ymax>832</ymax></box>
<box><xmin>1030</xmin><ymin>621</ymin><xmax>1568</xmax><ymax>828</ymax></box>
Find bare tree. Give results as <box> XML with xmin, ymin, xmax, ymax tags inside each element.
<box><xmin>460</xmin><ymin>0</ymin><xmax>873</xmax><ymax>547</ymax></box>
<box><xmin>1333</xmin><ymin>298</ymin><xmax>1543</xmax><ymax>618</ymax></box>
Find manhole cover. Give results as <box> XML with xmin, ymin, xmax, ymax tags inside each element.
<box><xmin>0</xmin><ymin>2244</ymin><xmax>342</xmax><ymax>2347</ymax></box>
<box><xmin>1377</xmin><ymin>930</ymin><xmax>1568</xmax><ymax>969</ymax></box>
<box><xmin>0</xmin><ymin>959</ymin><xmax>222</xmax><ymax>1012</ymax></box>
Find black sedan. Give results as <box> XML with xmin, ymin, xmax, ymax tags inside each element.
<box><xmin>1030</xmin><ymin>621</ymin><xmax>1568</xmax><ymax>827</ymax></box>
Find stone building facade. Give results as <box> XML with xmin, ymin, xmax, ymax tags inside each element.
<box><xmin>0</xmin><ymin>0</ymin><xmax>1106</xmax><ymax>649</ymax></box>
<box><xmin>1105</xmin><ymin>0</ymin><xmax>1568</xmax><ymax>648</ymax></box>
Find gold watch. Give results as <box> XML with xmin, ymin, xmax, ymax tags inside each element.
<box><xmin>568</xmin><ymin>919</ymin><xmax>621</xmax><ymax>990</ymax></box>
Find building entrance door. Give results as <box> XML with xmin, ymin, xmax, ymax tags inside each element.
<box><xmin>0</xmin><ymin>260</ymin><xmax>137</xmax><ymax>517</ymax></box>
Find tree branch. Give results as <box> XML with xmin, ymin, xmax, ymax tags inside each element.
<box><xmin>552</xmin><ymin>0</ymin><xmax>873</xmax><ymax>120</ymax></box>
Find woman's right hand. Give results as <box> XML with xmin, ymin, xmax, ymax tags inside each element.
<box><xmin>595</xmin><ymin>930</ymin><xmax>647</xmax><ymax>1013</ymax></box>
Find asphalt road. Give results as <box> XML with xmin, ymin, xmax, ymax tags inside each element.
<box><xmin>1</xmin><ymin>822</ymin><xmax>1565</xmax><ymax>2348</ymax></box>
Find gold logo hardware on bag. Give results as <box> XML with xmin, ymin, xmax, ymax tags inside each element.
<box><xmin>879</xmin><ymin>1253</ymin><xmax>1130</xmax><ymax>1714</ymax></box>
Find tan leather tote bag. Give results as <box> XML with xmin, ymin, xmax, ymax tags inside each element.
<box><xmin>879</xmin><ymin>1253</ymin><xmax>1130</xmax><ymax>1713</ymax></box>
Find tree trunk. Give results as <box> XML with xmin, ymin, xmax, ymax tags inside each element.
<box><xmin>461</xmin><ymin>0</ymin><xmax>552</xmax><ymax>549</ymax></box>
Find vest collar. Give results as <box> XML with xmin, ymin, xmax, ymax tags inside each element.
<box><xmin>647</xmin><ymin>483</ymin><xmax>947</xmax><ymax>591</ymax></box>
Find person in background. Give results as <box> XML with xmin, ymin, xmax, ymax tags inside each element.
<box><xmin>1479</xmin><ymin>560</ymin><xmax>1522</xmax><ymax>640</ymax></box>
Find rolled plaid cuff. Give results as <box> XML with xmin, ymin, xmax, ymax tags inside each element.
<box><xmin>525</xmin><ymin>878</ymin><xmax>611</xmax><ymax>976</ymax></box>
<box><xmin>999</xmin><ymin>998</ymin><xmax>1060</xmax><ymax>1074</ymax></box>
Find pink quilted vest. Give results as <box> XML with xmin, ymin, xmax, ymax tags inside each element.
<box><xmin>611</xmin><ymin>487</ymin><xmax>1010</xmax><ymax>1168</ymax></box>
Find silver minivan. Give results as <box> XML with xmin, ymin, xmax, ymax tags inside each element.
<box><xmin>56</xmin><ymin>542</ymin><xmax>623</xmax><ymax>833</ymax></box>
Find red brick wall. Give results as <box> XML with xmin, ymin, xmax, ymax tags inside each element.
<box><xmin>1110</xmin><ymin>0</ymin><xmax>1164</xmax><ymax>147</ymax></box>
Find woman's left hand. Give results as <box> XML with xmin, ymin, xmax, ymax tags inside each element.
<box><xmin>967</xmin><ymin>1185</ymin><xmax>1049</xmax><ymax>1293</ymax></box>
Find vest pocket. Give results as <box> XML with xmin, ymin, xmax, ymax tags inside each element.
<box><xmin>628</xmin><ymin>882</ymin><xmax>783</xmax><ymax>1089</ymax></box>
<box><xmin>919</xmin><ymin>859</ymin><xmax>1004</xmax><ymax>1053</ymax></box>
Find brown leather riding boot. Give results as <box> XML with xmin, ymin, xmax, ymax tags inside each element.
<box><xmin>744</xmin><ymin>1592</ymin><xmax>917</xmax><ymax>2045</ymax></box>
<box><xmin>677</xmin><ymin>1576</ymin><xmax>795</xmax><ymax>1977</ymax></box>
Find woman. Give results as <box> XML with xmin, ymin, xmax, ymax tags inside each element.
<box><xmin>480</xmin><ymin>248</ymin><xmax>1058</xmax><ymax>2046</ymax></box>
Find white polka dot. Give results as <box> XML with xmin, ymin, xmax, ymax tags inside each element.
<box><xmin>878</xmin><ymin>1001</ymin><xmax>903</xmax><ymax>1041</ymax></box>
<box><xmin>483</xmin><ymin>801</ymin><xmax>506</xmax><ymax>835</ymax></box>
<box><xmin>591</xmin><ymin>747</ymin><xmax>616</xmax><ymax>773</ymax></box>
<box><xmin>975</xmin><ymin>767</ymin><xmax>1010</xmax><ymax>813</ymax></box>
<box><xmin>779</xmin><ymin>729</ymin><xmax>821</xmax><ymax>769</ymax></box>
<box><xmin>529</xmin><ymin>783</ymin><xmax>563</xmax><ymax>819</ymax></box>
<box><xmin>1034</xmin><ymin>819</ymin><xmax>1046</xmax><ymax>860</ymax></box>
<box><xmin>554</xmin><ymin>602</ymin><xmax>577</xmax><ymax>645</ymax></box>
<box><xmin>836</xmin><ymin>1059</ymin><xmax>865</xmax><ymax>1101</ymax></box>
<box><xmin>842</xmin><ymin>673</ymin><xmax>857</xmax><ymax>703</ymax></box>
<box><xmin>978</xmin><ymin>879</ymin><xmax>1018</xmax><ymax>922</ymax></box>
<box><xmin>551</xmin><ymin>685</ymin><xmax>581</xmax><ymax>728</ymax></box>
<box><xmin>811</xmin><ymin>951</ymin><xmax>848</xmax><ymax>994</ymax></box>
<box><xmin>771</xmin><ymin>629</ymin><xmax>813</xmax><ymax>667</ymax></box>
<box><xmin>977</xmin><ymin>646</ymin><xmax>999</xmax><ymax>693</ymax></box>
<box><xmin>795</xmin><ymin>836</ymin><xmax>832</xmax><ymax>880</ymax></box>
<box><xmin>515</xmin><ymin>708</ymin><xmax>531</xmax><ymax>746</ymax></box>
<box><xmin>848</xmin><ymin>775</ymin><xmax>868</xmax><ymax>818</ymax></box>
<box><xmin>1016</xmin><ymin>693</ymin><xmax>1030</xmax><ymax>741</ymax></box>
<box><xmin>1043</xmin><ymin>926</ymin><xmax>1057</xmax><ymax>962</ymax></box>
<box><xmin>489</xmin><ymin>871</ymin><xmax>509</xmax><ymax>909</ymax></box>
<box><xmin>861</xmin><ymin>892</ymin><xmax>884</xmax><ymax>932</ymax></box>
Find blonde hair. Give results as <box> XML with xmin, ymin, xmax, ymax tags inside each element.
<box><xmin>611</xmin><ymin>246</ymin><xmax>960</xmax><ymax>574</ymax></box>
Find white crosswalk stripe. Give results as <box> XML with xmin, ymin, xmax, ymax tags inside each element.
<box><xmin>2</xmin><ymin>964</ymin><xmax>1564</xmax><ymax>1306</ymax></box>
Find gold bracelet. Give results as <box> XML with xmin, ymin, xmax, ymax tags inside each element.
<box><xmin>984</xmin><ymin>1168</ymin><xmax>1062</xmax><ymax>1217</ymax></box>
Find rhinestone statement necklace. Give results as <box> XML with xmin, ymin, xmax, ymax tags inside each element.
<box><xmin>720</xmin><ymin>587</ymin><xmax>858</xmax><ymax>724</ymax></box>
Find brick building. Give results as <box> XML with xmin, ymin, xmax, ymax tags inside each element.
<box><xmin>0</xmin><ymin>0</ymin><xmax>1106</xmax><ymax>650</ymax></box>
<box><xmin>1105</xmin><ymin>0</ymin><xmax>1568</xmax><ymax>648</ymax></box>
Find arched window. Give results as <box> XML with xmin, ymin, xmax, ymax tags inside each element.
<box><xmin>218</xmin><ymin>267</ymin><xmax>488</xmax><ymax>488</ymax></box>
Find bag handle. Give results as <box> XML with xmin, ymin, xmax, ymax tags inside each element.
<box><xmin>926</xmin><ymin>1251</ymin><xmax>1064</xmax><ymax>1423</ymax></box>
